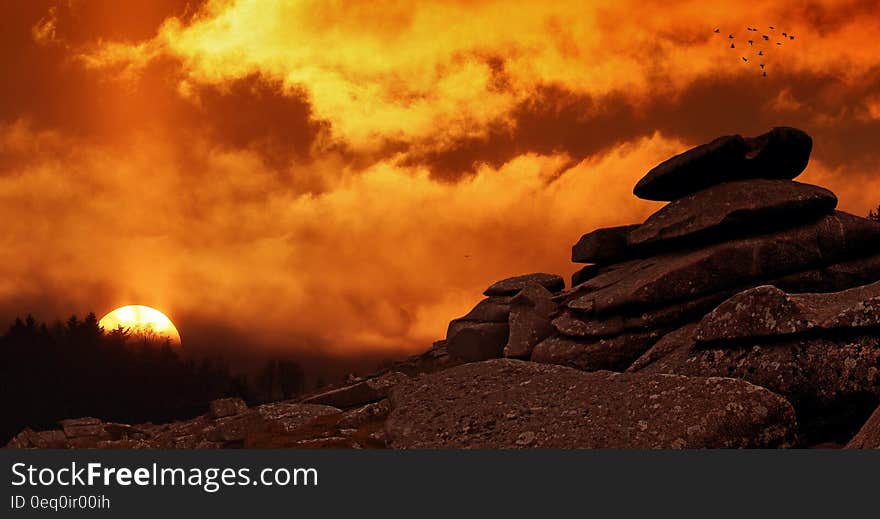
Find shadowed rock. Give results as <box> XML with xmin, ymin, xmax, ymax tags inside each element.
<box><xmin>847</xmin><ymin>406</ymin><xmax>880</xmax><ymax>448</ymax></box>
<box><xmin>571</xmin><ymin>264</ymin><xmax>600</xmax><ymax>287</ymax></box>
<box><xmin>446</xmin><ymin>322</ymin><xmax>510</xmax><ymax>362</ymax></box>
<box><xmin>385</xmin><ymin>359</ymin><xmax>796</xmax><ymax>448</ymax></box>
<box><xmin>484</xmin><ymin>273</ymin><xmax>564</xmax><ymax>296</ymax></box>
<box><xmin>457</xmin><ymin>296</ymin><xmax>511</xmax><ymax>322</ymax></box>
<box><xmin>300</xmin><ymin>372</ymin><xmax>409</xmax><ymax>408</ymax></box>
<box><xmin>504</xmin><ymin>284</ymin><xmax>557</xmax><ymax>359</ymax></box>
<box><xmin>567</xmin><ymin>212</ymin><xmax>880</xmax><ymax>316</ymax></box>
<box><xmin>634</xmin><ymin>127</ymin><xmax>812</xmax><ymax>201</ymax></box>
<box><xmin>572</xmin><ymin>225</ymin><xmax>638</xmax><ymax>264</ymax></box>
<box><xmin>209</xmin><ymin>398</ymin><xmax>248</xmax><ymax>418</ymax></box>
<box><xmin>530</xmin><ymin>331</ymin><xmax>663</xmax><ymax>371</ymax></box>
<box><xmin>628</xmin><ymin>180</ymin><xmax>837</xmax><ymax>249</ymax></box>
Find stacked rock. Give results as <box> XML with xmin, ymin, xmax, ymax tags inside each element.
<box><xmin>439</xmin><ymin>126</ymin><xmax>880</xmax><ymax>444</ymax></box>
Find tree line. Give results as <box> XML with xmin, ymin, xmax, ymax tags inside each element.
<box><xmin>0</xmin><ymin>313</ymin><xmax>306</xmax><ymax>444</ymax></box>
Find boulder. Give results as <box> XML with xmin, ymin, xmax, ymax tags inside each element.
<box><xmin>846</xmin><ymin>406</ymin><xmax>880</xmax><ymax>449</ymax></box>
<box><xmin>628</xmin><ymin>180</ymin><xmax>837</xmax><ymax>249</ymax></box>
<box><xmin>208</xmin><ymin>397</ymin><xmax>248</xmax><ymax>418</ymax></box>
<box><xmin>300</xmin><ymin>371</ymin><xmax>409</xmax><ymax>408</ymax></box>
<box><xmin>446</xmin><ymin>321</ymin><xmax>509</xmax><ymax>362</ymax></box>
<box><xmin>634</xmin><ymin>127</ymin><xmax>812</xmax><ymax>201</ymax></box>
<box><xmin>567</xmin><ymin>212</ymin><xmax>880</xmax><ymax>316</ymax></box>
<box><xmin>637</xmin><ymin>334</ymin><xmax>880</xmax><ymax>442</ymax></box>
<box><xmin>571</xmin><ymin>225</ymin><xmax>638</xmax><ymax>264</ymax></box>
<box><xmin>254</xmin><ymin>402</ymin><xmax>340</xmax><ymax>433</ymax></box>
<box><xmin>205</xmin><ymin>411</ymin><xmax>267</xmax><ymax>442</ymax></box>
<box><xmin>695</xmin><ymin>279</ymin><xmax>880</xmax><ymax>344</ymax></box>
<box><xmin>504</xmin><ymin>284</ymin><xmax>557</xmax><ymax>359</ymax></box>
<box><xmin>530</xmin><ymin>330</ymin><xmax>663</xmax><ymax>372</ymax></box>
<box><xmin>457</xmin><ymin>296</ymin><xmax>511</xmax><ymax>322</ymax></box>
<box><xmin>385</xmin><ymin>359</ymin><xmax>796</xmax><ymax>448</ymax></box>
<box><xmin>483</xmin><ymin>273</ymin><xmax>565</xmax><ymax>296</ymax></box>
<box><xmin>337</xmin><ymin>400</ymin><xmax>392</xmax><ymax>429</ymax></box>
<box><xmin>571</xmin><ymin>264</ymin><xmax>600</xmax><ymax>287</ymax></box>
<box><xmin>626</xmin><ymin>323</ymin><xmax>699</xmax><ymax>372</ymax></box>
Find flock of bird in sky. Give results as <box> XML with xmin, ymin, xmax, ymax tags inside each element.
<box><xmin>715</xmin><ymin>25</ymin><xmax>796</xmax><ymax>77</ymax></box>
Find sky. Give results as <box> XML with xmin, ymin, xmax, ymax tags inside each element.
<box><xmin>1</xmin><ymin>0</ymin><xmax>879</xmax><ymax>365</ymax></box>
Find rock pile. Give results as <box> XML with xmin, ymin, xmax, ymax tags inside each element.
<box><xmin>9</xmin><ymin>127</ymin><xmax>880</xmax><ymax>449</ymax></box>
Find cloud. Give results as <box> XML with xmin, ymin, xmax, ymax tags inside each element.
<box><xmin>1</xmin><ymin>0</ymin><xmax>879</xmax><ymax>365</ymax></box>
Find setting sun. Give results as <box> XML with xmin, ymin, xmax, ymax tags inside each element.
<box><xmin>98</xmin><ymin>305</ymin><xmax>182</xmax><ymax>346</ymax></box>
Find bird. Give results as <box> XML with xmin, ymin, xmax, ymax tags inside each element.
<box><xmin>730</xmin><ymin>43</ymin><xmax>735</xmax><ymax>48</ymax></box>
<box><xmin>782</xmin><ymin>32</ymin><xmax>788</xmax><ymax>37</ymax></box>
<box><xmin>729</xmin><ymin>34</ymin><xmax>734</xmax><ymax>38</ymax></box>
<box><xmin>760</xmin><ymin>63</ymin><xmax>765</xmax><ymax>69</ymax></box>
<box><xmin>714</xmin><ymin>28</ymin><xmax>720</xmax><ymax>33</ymax></box>
<box><xmin>762</xmin><ymin>71</ymin><xmax>767</xmax><ymax>77</ymax></box>
<box><xmin>763</xmin><ymin>35</ymin><xmax>769</xmax><ymax>40</ymax></box>
<box><xmin>789</xmin><ymin>35</ymin><xmax>794</xmax><ymax>40</ymax></box>
<box><xmin>769</xmin><ymin>25</ymin><xmax>775</xmax><ymax>29</ymax></box>
<box><xmin>748</xmin><ymin>39</ymin><xmax>753</xmax><ymax>45</ymax></box>
<box><xmin>742</xmin><ymin>57</ymin><xmax>748</xmax><ymax>62</ymax></box>
<box><xmin>777</xmin><ymin>41</ymin><xmax>782</xmax><ymax>45</ymax></box>
<box><xmin>758</xmin><ymin>50</ymin><xmax>764</xmax><ymax>56</ymax></box>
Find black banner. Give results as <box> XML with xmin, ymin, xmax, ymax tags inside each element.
<box><xmin>1</xmin><ymin>450</ymin><xmax>876</xmax><ymax>517</ymax></box>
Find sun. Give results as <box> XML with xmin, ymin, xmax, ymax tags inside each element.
<box><xmin>98</xmin><ymin>305</ymin><xmax>182</xmax><ymax>346</ymax></box>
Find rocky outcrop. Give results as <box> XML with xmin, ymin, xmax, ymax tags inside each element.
<box><xmin>300</xmin><ymin>371</ymin><xmax>409</xmax><ymax>408</ymax></box>
<box><xmin>385</xmin><ymin>359</ymin><xmax>796</xmax><ymax>448</ymax></box>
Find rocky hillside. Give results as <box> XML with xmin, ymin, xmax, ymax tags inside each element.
<box><xmin>10</xmin><ymin>127</ymin><xmax>880</xmax><ymax>449</ymax></box>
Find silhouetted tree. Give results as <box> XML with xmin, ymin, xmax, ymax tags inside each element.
<box><xmin>869</xmin><ymin>205</ymin><xmax>880</xmax><ymax>221</ymax></box>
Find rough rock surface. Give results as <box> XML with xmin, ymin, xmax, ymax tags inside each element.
<box><xmin>634</xmin><ymin>127</ymin><xmax>812</xmax><ymax>201</ymax></box>
<box><xmin>446</xmin><ymin>321</ymin><xmax>510</xmax><ymax>362</ymax></box>
<box><xmin>209</xmin><ymin>397</ymin><xmax>248</xmax><ymax>418</ymax></box>
<box><xmin>484</xmin><ymin>273</ymin><xmax>565</xmax><ymax>296</ymax></box>
<box><xmin>571</xmin><ymin>225</ymin><xmax>638</xmax><ymax>264</ymax></box>
<box><xmin>503</xmin><ymin>284</ymin><xmax>557</xmax><ymax>359</ymax></box>
<box><xmin>566</xmin><ymin>212</ymin><xmax>880</xmax><ymax>315</ymax></box>
<box><xmin>628</xmin><ymin>180</ymin><xmax>837</xmax><ymax>249</ymax></box>
<box><xmin>530</xmin><ymin>331</ymin><xmax>663</xmax><ymax>372</ymax></box>
<box><xmin>300</xmin><ymin>371</ymin><xmax>409</xmax><ymax>408</ymax></box>
<box><xmin>385</xmin><ymin>359</ymin><xmax>797</xmax><ymax>448</ymax></box>
<box><xmin>694</xmin><ymin>280</ymin><xmax>880</xmax><ymax>344</ymax></box>
<box><xmin>846</xmin><ymin>406</ymin><xmax>880</xmax><ymax>449</ymax></box>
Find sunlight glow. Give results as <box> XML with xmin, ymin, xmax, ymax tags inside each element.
<box><xmin>99</xmin><ymin>305</ymin><xmax>182</xmax><ymax>346</ymax></box>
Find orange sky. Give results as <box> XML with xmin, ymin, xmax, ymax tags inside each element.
<box><xmin>2</xmin><ymin>0</ymin><xmax>880</xmax><ymax>362</ymax></box>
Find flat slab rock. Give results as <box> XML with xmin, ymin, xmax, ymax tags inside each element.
<box><xmin>530</xmin><ymin>331</ymin><xmax>663</xmax><ymax>372</ymax></box>
<box><xmin>385</xmin><ymin>359</ymin><xmax>796</xmax><ymax>448</ymax></box>
<box><xmin>634</xmin><ymin>127</ymin><xmax>813</xmax><ymax>201</ymax></box>
<box><xmin>300</xmin><ymin>371</ymin><xmax>409</xmax><ymax>409</ymax></box>
<box><xmin>628</xmin><ymin>179</ymin><xmax>837</xmax><ymax>249</ymax></box>
<box><xmin>567</xmin><ymin>211</ymin><xmax>880</xmax><ymax>316</ymax></box>
<box><xmin>572</xmin><ymin>225</ymin><xmax>638</xmax><ymax>265</ymax></box>
<box><xmin>483</xmin><ymin>273</ymin><xmax>565</xmax><ymax>296</ymax></box>
<box><xmin>695</xmin><ymin>280</ymin><xmax>880</xmax><ymax>344</ymax></box>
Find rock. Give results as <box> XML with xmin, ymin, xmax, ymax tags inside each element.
<box><xmin>846</xmin><ymin>406</ymin><xmax>880</xmax><ymax>448</ymax></box>
<box><xmin>337</xmin><ymin>400</ymin><xmax>392</xmax><ymax>429</ymax></box>
<box><xmin>571</xmin><ymin>225</ymin><xmax>638</xmax><ymax>264</ymax></box>
<box><xmin>457</xmin><ymin>297</ymin><xmax>511</xmax><ymax>322</ymax></box>
<box><xmin>254</xmin><ymin>402</ymin><xmax>340</xmax><ymax>433</ymax></box>
<box><xmin>571</xmin><ymin>264</ymin><xmax>600</xmax><ymax>287</ymax></box>
<box><xmin>638</xmin><ymin>334</ymin><xmax>880</xmax><ymax>442</ymax></box>
<box><xmin>205</xmin><ymin>411</ymin><xmax>267</xmax><ymax>442</ymax></box>
<box><xmin>772</xmin><ymin>253</ymin><xmax>880</xmax><ymax>293</ymax></box>
<box><xmin>103</xmin><ymin>423</ymin><xmax>150</xmax><ymax>441</ymax></box>
<box><xmin>567</xmin><ymin>212</ymin><xmax>880</xmax><ymax>316</ymax></box>
<box><xmin>62</xmin><ymin>419</ymin><xmax>108</xmax><ymax>439</ymax></box>
<box><xmin>6</xmin><ymin>429</ymin><xmax>69</xmax><ymax>449</ymax></box>
<box><xmin>59</xmin><ymin>417</ymin><xmax>101</xmax><ymax>427</ymax></box>
<box><xmin>446</xmin><ymin>321</ymin><xmax>510</xmax><ymax>362</ymax></box>
<box><xmin>504</xmin><ymin>284</ymin><xmax>557</xmax><ymax>359</ymax></box>
<box><xmin>385</xmin><ymin>359</ymin><xmax>796</xmax><ymax>448</ymax></box>
<box><xmin>628</xmin><ymin>180</ymin><xmax>837</xmax><ymax>249</ymax></box>
<box><xmin>484</xmin><ymin>273</ymin><xmax>565</xmax><ymax>296</ymax></box>
<box><xmin>301</xmin><ymin>371</ymin><xmax>409</xmax><ymax>408</ymax></box>
<box><xmin>634</xmin><ymin>127</ymin><xmax>812</xmax><ymax>201</ymax></box>
<box><xmin>208</xmin><ymin>397</ymin><xmax>248</xmax><ymax>418</ymax></box>
<box><xmin>530</xmin><ymin>331</ymin><xmax>663</xmax><ymax>372</ymax></box>
<box><xmin>695</xmin><ymin>280</ymin><xmax>880</xmax><ymax>344</ymax></box>
<box><xmin>626</xmin><ymin>323</ymin><xmax>699</xmax><ymax>372</ymax></box>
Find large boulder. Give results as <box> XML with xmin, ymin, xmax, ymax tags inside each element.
<box><xmin>628</xmin><ymin>180</ymin><xmax>837</xmax><ymax>249</ymax></box>
<box><xmin>484</xmin><ymin>273</ymin><xmax>565</xmax><ymax>296</ymax></box>
<box><xmin>503</xmin><ymin>284</ymin><xmax>557</xmax><ymax>359</ymax></box>
<box><xmin>567</xmin><ymin>212</ymin><xmax>880</xmax><ymax>316</ymax></box>
<box><xmin>634</xmin><ymin>127</ymin><xmax>813</xmax><ymax>201</ymax></box>
<box><xmin>572</xmin><ymin>225</ymin><xmax>638</xmax><ymax>264</ymax></box>
<box><xmin>385</xmin><ymin>359</ymin><xmax>797</xmax><ymax>448</ymax></box>
<box><xmin>694</xmin><ymin>280</ymin><xmax>880</xmax><ymax>344</ymax></box>
<box><xmin>530</xmin><ymin>330</ymin><xmax>664</xmax><ymax>372</ymax></box>
<box><xmin>446</xmin><ymin>322</ymin><xmax>510</xmax><ymax>362</ymax></box>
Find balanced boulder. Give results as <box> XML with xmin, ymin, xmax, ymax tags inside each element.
<box><xmin>634</xmin><ymin>127</ymin><xmax>813</xmax><ymax>201</ymax></box>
